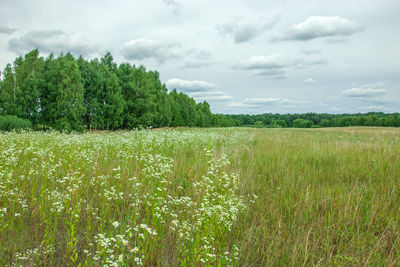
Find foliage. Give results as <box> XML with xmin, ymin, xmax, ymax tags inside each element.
<box><xmin>0</xmin><ymin>115</ymin><xmax>32</xmax><ymax>131</ymax></box>
<box><xmin>0</xmin><ymin>50</ymin><xmax>219</xmax><ymax>131</ymax></box>
<box><xmin>292</xmin><ymin>118</ymin><xmax>314</xmax><ymax>128</ymax></box>
<box><xmin>227</xmin><ymin>112</ymin><xmax>400</xmax><ymax>128</ymax></box>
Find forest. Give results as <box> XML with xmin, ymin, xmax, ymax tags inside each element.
<box><xmin>0</xmin><ymin>49</ymin><xmax>234</xmax><ymax>131</ymax></box>
<box><xmin>0</xmin><ymin>49</ymin><xmax>399</xmax><ymax>131</ymax></box>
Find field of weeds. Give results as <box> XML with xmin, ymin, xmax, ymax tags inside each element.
<box><xmin>1</xmin><ymin>127</ymin><xmax>399</xmax><ymax>266</ymax></box>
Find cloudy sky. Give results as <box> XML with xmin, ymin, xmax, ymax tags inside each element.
<box><xmin>1</xmin><ymin>0</ymin><xmax>399</xmax><ymax>114</ymax></box>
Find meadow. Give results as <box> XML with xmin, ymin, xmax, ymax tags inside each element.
<box><xmin>0</xmin><ymin>127</ymin><xmax>399</xmax><ymax>266</ymax></box>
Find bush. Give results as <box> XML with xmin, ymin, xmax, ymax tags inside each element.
<box><xmin>0</xmin><ymin>115</ymin><xmax>33</xmax><ymax>131</ymax></box>
<box><xmin>311</xmin><ymin>125</ymin><xmax>322</xmax><ymax>128</ymax></box>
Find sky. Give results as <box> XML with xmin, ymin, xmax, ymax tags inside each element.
<box><xmin>0</xmin><ymin>0</ymin><xmax>399</xmax><ymax>114</ymax></box>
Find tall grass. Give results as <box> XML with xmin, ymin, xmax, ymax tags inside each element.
<box><xmin>231</xmin><ymin>127</ymin><xmax>400</xmax><ymax>266</ymax></box>
<box><xmin>0</xmin><ymin>127</ymin><xmax>399</xmax><ymax>266</ymax></box>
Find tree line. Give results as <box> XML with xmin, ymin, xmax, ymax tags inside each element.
<box><xmin>0</xmin><ymin>49</ymin><xmax>399</xmax><ymax>131</ymax></box>
<box><xmin>0</xmin><ymin>49</ymin><xmax>235</xmax><ymax>131</ymax></box>
<box><xmin>227</xmin><ymin>112</ymin><xmax>400</xmax><ymax>128</ymax></box>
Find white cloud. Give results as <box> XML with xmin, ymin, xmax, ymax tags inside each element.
<box><xmin>277</xmin><ymin>16</ymin><xmax>363</xmax><ymax>41</ymax></box>
<box><xmin>227</xmin><ymin>102</ymin><xmax>259</xmax><ymax>108</ymax></box>
<box><xmin>243</xmin><ymin>97</ymin><xmax>280</xmax><ymax>104</ymax></box>
<box><xmin>189</xmin><ymin>91</ymin><xmax>232</xmax><ymax>101</ymax></box>
<box><xmin>342</xmin><ymin>88</ymin><xmax>387</xmax><ymax>97</ymax></box>
<box><xmin>165</xmin><ymin>78</ymin><xmax>216</xmax><ymax>92</ymax></box>
<box><xmin>8</xmin><ymin>30</ymin><xmax>97</xmax><ymax>56</ymax></box>
<box><xmin>236</xmin><ymin>54</ymin><xmax>298</xmax><ymax>70</ymax></box>
<box><xmin>216</xmin><ymin>16</ymin><xmax>278</xmax><ymax>43</ymax></box>
<box><xmin>236</xmin><ymin>54</ymin><xmax>326</xmax><ymax>78</ymax></box>
<box><xmin>121</xmin><ymin>39</ymin><xmax>178</xmax><ymax>63</ymax></box>
<box><xmin>304</xmin><ymin>78</ymin><xmax>315</xmax><ymax>83</ymax></box>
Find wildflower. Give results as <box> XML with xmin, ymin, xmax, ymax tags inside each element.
<box><xmin>113</xmin><ymin>221</ymin><xmax>119</xmax><ymax>228</ymax></box>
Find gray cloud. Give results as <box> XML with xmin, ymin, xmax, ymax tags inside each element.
<box><xmin>8</xmin><ymin>30</ymin><xmax>97</xmax><ymax>56</ymax></box>
<box><xmin>230</xmin><ymin>97</ymin><xmax>307</xmax><ymax>109</ymax></box>
<box><xmin>342</xmin><ymin>88</ymin><xmax>387</xmax><ymax>97</ymax></box>
<box><xmin>276</xmin><ymin>16</ymin><xmax>363</xmax><ymax>41</ymax></box>
<box><xmin>181</xmin><ymin>61</ymin><xmax>211</xmax><ymax>69</ymax></box>
<box><xmin>0</xmin><ymin>0</ymin><xmax>398</xmax><ymax>114</ymax></box>
<box><xmin>181</xmin><ymin>49</ymin><xmax>212</xmax><ymax>69</ymax></box>
<box><xmin>257</xmin><ymin>69</ymin><xmax>286</xmax><ymax>79</ymax></box>
<box><xmin>216</xmin><ymin>16</ymin><xmax>278</xmax><ymax>43</ymax></box>
<box><xmin>165</xmin><ymin>78</ymin><xmax>216</xmax><ymax>92</ymax></box>
<box><xmin>121</xmin><ymin>39</ymin><xmax>178</xmax><ymax>63</ymax></box>
<box><xmin>236</xmin><ymin>54</ymin><xmax>326</xmax><ymax>78</ymax></box>
<box><xmin>325</xmin><ymin>37</ymin><xmax>350</xmax><ymax>44</ymax></box>
<box><xmin>0</xmin><ymin>26</ymin><xmax>17</xmax><ymax>35</ymax></box>
<box><xmin>301</xmin><ymin>49</ymin><xmax>321</xmax><ymax>55</ymax></box>
<box><xmin>162</xmin><ymin>0</ymin><xmax>182</xmax><ymax>14</ymax></box>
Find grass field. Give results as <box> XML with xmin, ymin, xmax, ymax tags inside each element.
<box><xmin>0</xmin><ymin>127</ymin><xmax>399</xmax><ymax>266</ymax></box>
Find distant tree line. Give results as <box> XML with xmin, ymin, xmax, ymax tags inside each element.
<box><xmin>1</xmin><ymin>49</ymin><xmax>399</xmax><ymax>131</ymax></box>
<box><xmin>0</xmin><ymin>49</ymin><xmax>235</xmax><ymax>131</ymax></box>
<box><xmin>227</xmin><ymin>112</ymin><xmax>400</xmax><ymax>128</ymax></box>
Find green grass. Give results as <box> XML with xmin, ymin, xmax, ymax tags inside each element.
<box><xmin>0</xmin><ymin>127</ymin><xmax>399</xmax><ymax>266</ymax></box>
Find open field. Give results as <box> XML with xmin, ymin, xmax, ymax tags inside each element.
<box><xmin>1</xmin><ymin>127</ymin><xmax>399</xmax><ymax>266</ymax></box>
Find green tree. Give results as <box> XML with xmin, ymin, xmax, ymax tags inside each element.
<box><xmin>292</xmin><ymin>119</ymin><xmax>313</xmax><ymax>128</ymax></box>
<box><xmin>273</xmin><ymin>119</ymin><xmax>287</xmax><ymax>128</ymax></box>
<box><xmin>42</xmin><ymin>53</ymin><xmax>84</xmax><ymax>131</ymax></box>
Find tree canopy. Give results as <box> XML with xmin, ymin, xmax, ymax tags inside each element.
<box><xmin>0</xmin><ymin>50</ymin><xmax>229</xmax><ymax>131</ymax></box>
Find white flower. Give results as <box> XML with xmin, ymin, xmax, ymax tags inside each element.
<box><xmin>112</xmin><ymin>221</ymin><xmax>119</xmax><ymax>228</ymax></box>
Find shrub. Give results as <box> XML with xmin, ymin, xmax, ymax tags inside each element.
<box><xmin>0</xmin><ymin>115</ymin><xmax>33</xmax><ymax>131</ymax></box>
